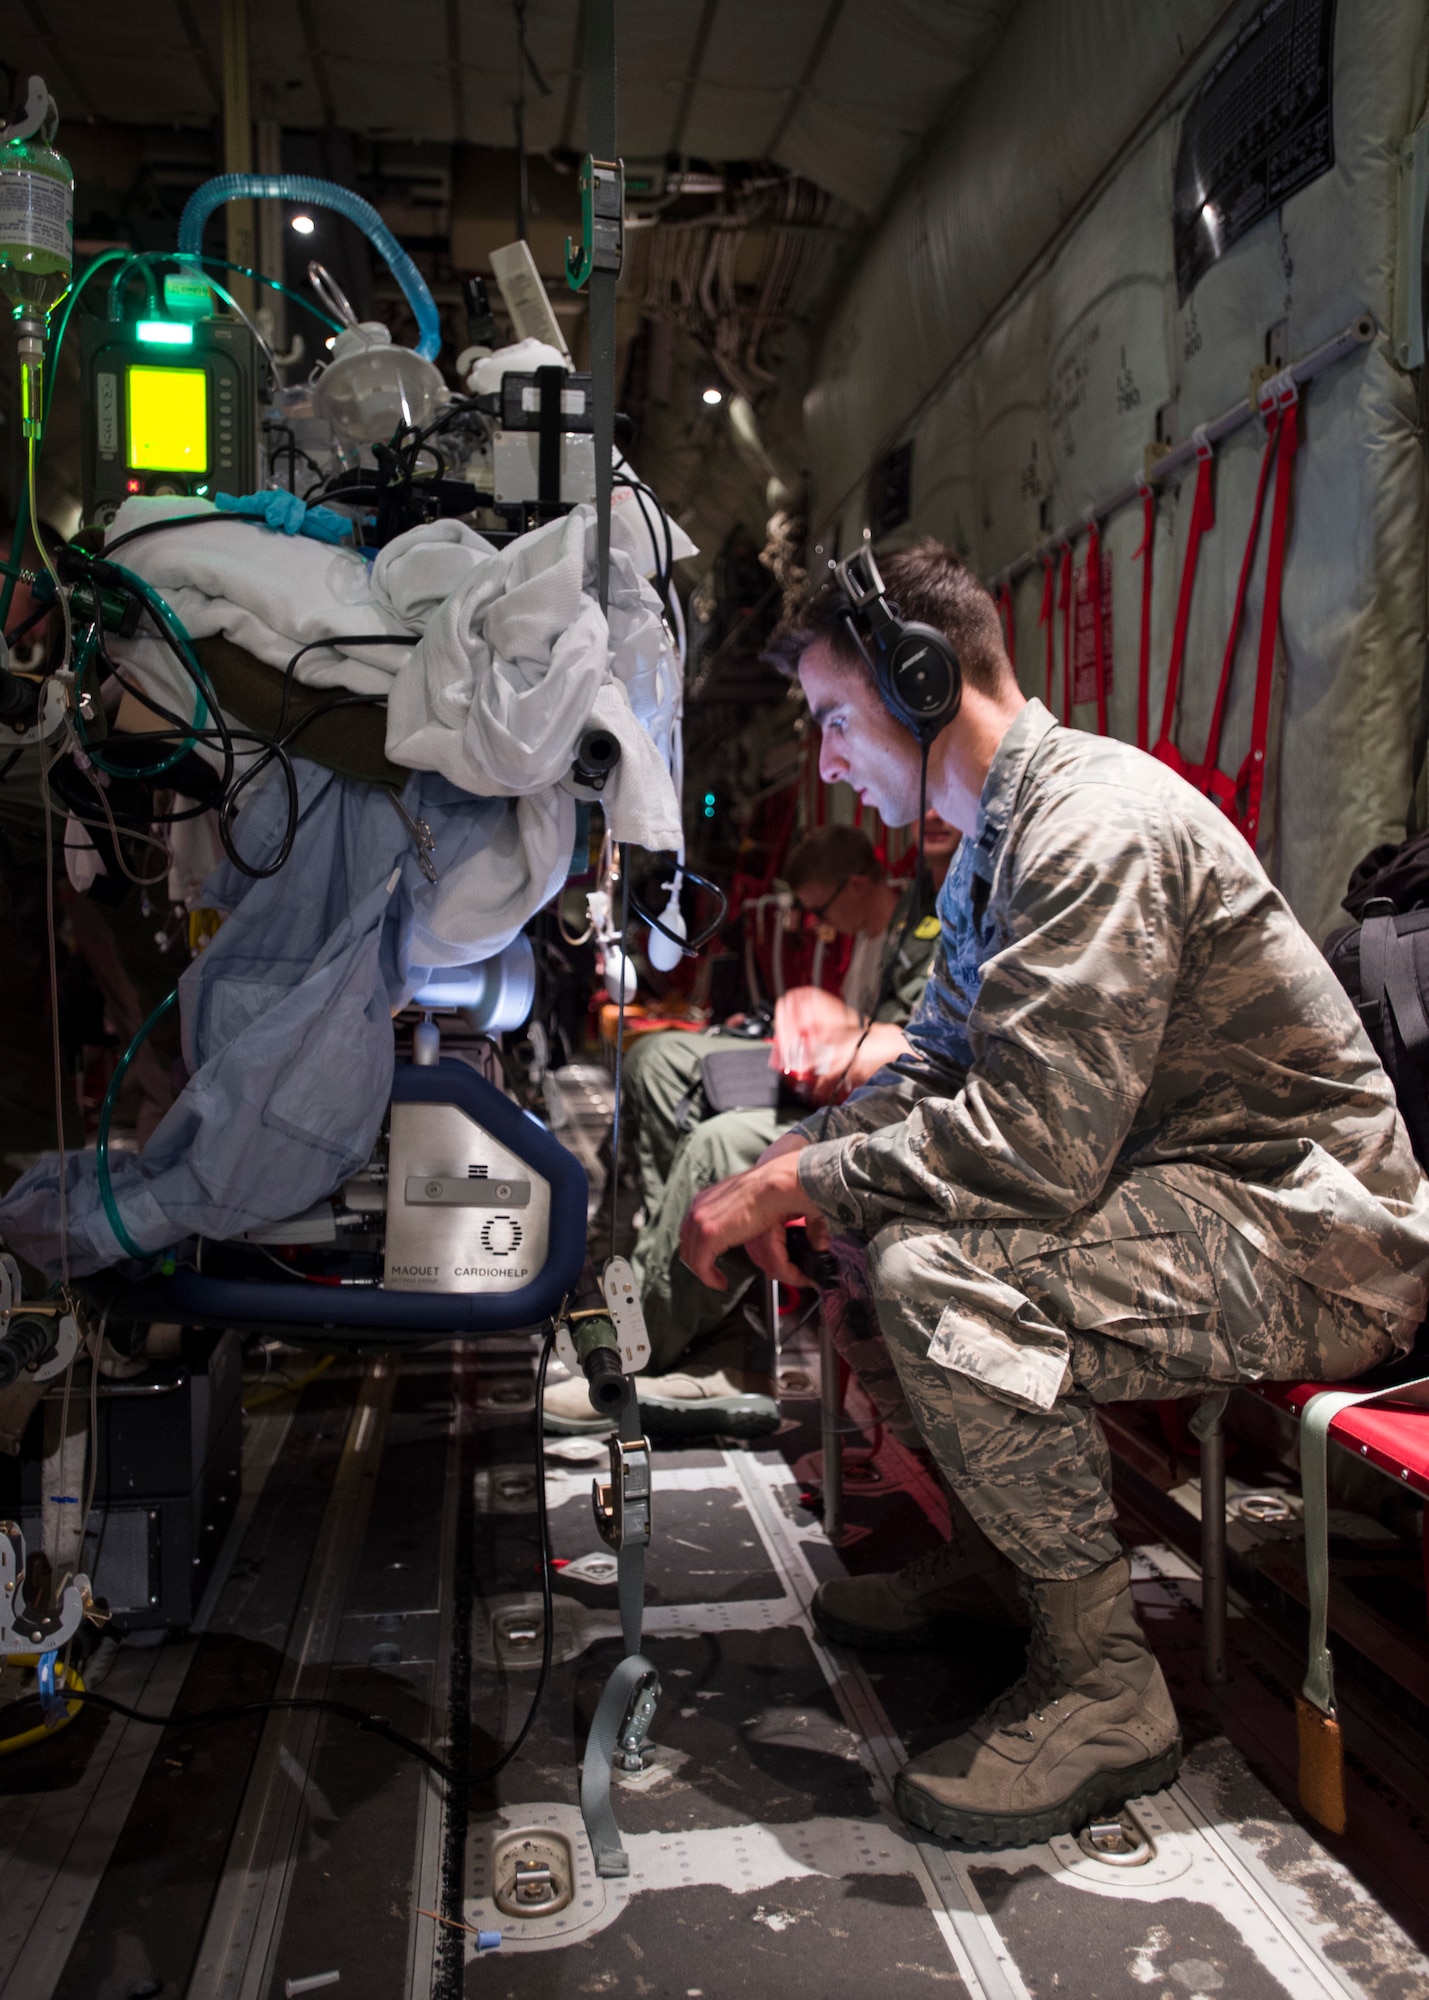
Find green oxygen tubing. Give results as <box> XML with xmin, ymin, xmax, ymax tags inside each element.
<box><xmin>96</xmin><ymin>988</ymin><xmax>177</xmax><ymax>1259</ymax></box>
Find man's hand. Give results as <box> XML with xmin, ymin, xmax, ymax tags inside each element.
<box><xmin>772</xmin><ymin>986</ymin><xmax>858</xmax><ymax>1075</ymax></box>
<box><xmin>680</xmin><ymin>1142</ymin><xmax>822</xmax><ymax>1291</ymax></box>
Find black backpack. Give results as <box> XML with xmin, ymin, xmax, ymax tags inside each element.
<box><xmin>1326</xmin><ymin>897</ymin><xmax>1429</xmax><ymax>1166</ymax></box>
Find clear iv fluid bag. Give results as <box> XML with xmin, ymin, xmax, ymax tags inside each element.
<box><xmin>0</xmin><ymin>127</ymin><xmax>73</xmax><ymax>316</ymax></box>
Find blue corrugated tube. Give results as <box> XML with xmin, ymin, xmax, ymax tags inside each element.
<box><xmin>176</xmin><ymin>175</ymin><xmax>442</xmax><ymax>362</ymax></box>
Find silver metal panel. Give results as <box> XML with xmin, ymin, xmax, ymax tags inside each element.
<box><xmin>383</xmin><ymin>1101</ymin><xmax>550</xmax><ymax>1294</ymax></box>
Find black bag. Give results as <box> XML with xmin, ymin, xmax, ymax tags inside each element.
<box><xmin>1327</xmin><ymin>899</ymin><xmax>1429</xmax><ymax>1165</ymax></box>
<box><xmin>1341</xmin><ymin>828</ymin><xmax>1429</xmax><ymax>920</ymax></box>
<box><xmin>700</xmin><ymin>1044</ymin><xmax>782</xmax><ymax>1113</ymax></box>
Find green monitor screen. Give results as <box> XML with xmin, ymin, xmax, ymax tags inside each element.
<box><xmin>126</xmin><ymin>364</ymin><xmax>208</xmax><ymax>473</ymax></box>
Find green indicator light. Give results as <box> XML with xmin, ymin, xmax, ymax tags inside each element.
<box><xmin>195</xmin><ymin>483</ymin><xmax>210</xmax><ymax>496</ymax></box>
<box><xmin>703</xmin><ymin>792</ymin><xmax>715</xmax><ymax>805</ymax></box>
<box><xmin>136</xmin><ymin>320</ymin><xmax>194</xmax><ymax>347</ymax></box>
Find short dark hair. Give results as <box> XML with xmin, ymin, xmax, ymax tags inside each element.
<box><xmin>784</xmin><ymin>824</ymin><xmax>882</xmax><ymax>893</ymax></box>
<box><xmin>775</xmin><ymin>538</ymin><xmax>1014</xmax><ymax>698</ymax></box>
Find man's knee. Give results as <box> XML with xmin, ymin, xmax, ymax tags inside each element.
<box><xmin>677</xmin><ymin>1109</ymin><xmax>783</xmax><ymax>1198</ymax></box>
<box><xmin>865</xmin><ymin>1219</ymin><xmax>930</xmax><ymax>1299</ymax></box>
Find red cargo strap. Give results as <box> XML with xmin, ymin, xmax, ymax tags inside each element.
<box><xmin>1152</xmin><ymin>431</ymin><xmax>1215</xmax><ymax>775</ymax></box>
<box><xmin>1085</xmin><ymin>517</ymin><xmax>1108</xmax><ymax>736</ymax></box>
<box><xmin>1235</xmin><ymin>380</ymin><xmax>1299</xmax><ymax>846</ymax></box>
<box><xmin>1038</xmin><ymin>554</ymin><xmax>1055</xmax><ymax>708</ymax></box>
<box><xmin>1197</xmin><ymin>400</ymin><xmax>1283</xmax><ymax>815</ymax></box>
<box><xmin>1133</xmin><ymin>484</ymin><xmax>1155</xmax><ymax>751</ymax></box>
<box><xmin>1058</xmin><ymin>541</ymin><xmax>1073</xmax><ymax>725</ymax></box>
<box><xmin>996</xmin><ymin>580</ymin><xmax>1016</xmax><ymax>676</ymax></box>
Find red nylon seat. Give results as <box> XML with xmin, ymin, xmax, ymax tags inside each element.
<box><xmin>1253</xmin><ymin>1382</ymin><xmax>1429</xmax><ymax>1501</ymax></box>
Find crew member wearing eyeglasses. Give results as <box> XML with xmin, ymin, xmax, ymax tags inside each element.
<box><xmin>541</xmin><ymin>814</ymin><xmax>958</xmax><ymax>1438</ymax></box>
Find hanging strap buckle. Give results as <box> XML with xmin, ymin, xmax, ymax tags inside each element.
<box><xmin>1258</xmin><ymin>369</ymin><xmax>1299</xmax><ymax>422</ymax></box>
<box><xmin>592</xmin><ymin>1434</ymin><xmax>653</xmax><ymax>1552</ymax></box>
<box><xmin>1192</xmin><ymin>424</ymin><xmax>1214</xmax><ymax>463</ymax></box>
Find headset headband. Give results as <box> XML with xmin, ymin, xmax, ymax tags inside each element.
<box><xmin>828</xmin><ymin>546</ymin><xmax>962</xmax><ymax>745</ymax></box>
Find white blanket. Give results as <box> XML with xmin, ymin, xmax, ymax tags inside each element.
<box><xmin>103</xmin><ymin>499</ymin><xmax>683</xmax><ymax>856</ymax></box>
<box><xmin>382</xmin><ymin>509</ymin><xmax>681</xmax><ymax>852</ymax></box>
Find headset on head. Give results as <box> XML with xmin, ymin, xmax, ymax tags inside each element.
<box><xmin>831</xmin><ymin>546</ymin><xmax>962</xmax><ymax>745</ymax></box>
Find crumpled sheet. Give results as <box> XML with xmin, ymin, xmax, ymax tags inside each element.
<box><xmin>384</xmin><ymin>509</ymin><xmax>680</xmax><ymax>854</ymax></box>
<box><xmin>0</xmin><ymin>757</ymin><xmax>569</xmax><ymax>1278</ymax></box>
<box><xmin>103</xmin><ymin>498</ymin><xmax>682</xmax><ymax>853</ymax></box>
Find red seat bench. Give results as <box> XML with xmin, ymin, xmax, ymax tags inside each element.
<box><xmin>1252</xmin><ymin>1381</ymin><xmax>1429</xmax><ymax>1502</ymax></box>
<box><xmin>1197</xmin><ymin>1377</ymin><xmax>1429</xmax><ymax>1689</ymax></box>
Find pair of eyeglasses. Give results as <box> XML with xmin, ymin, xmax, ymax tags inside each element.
<box><xmin>794</xmin><ymin>875</ymin><xmax>849</xmax><ymax>922</ymax></box>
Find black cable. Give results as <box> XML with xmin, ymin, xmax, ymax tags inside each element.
<box><xmin>813</xmin><ymin>742</ymin><xmax>931</xmax><ymax>1123</ymax></box>
<box><xmin>85</xmin><ymin>599</ymin><xmax>408</xmax><ymax>875</ymax></box>
<box><xmin>613</xmin><ymin>472</ymin><xmax>674</xmax><ymax>606</ymax></box>
<box><xmin>4</xmin><ymin>598</ymin><xmax>51</xmax><ymax>648</ymax></box>
<box><xmin>616</xmin><ymin>478</ymin><xmax>665</xmax><ymax>596</ymax></box>
<box><xmin>474</xmin><ymin>1323</ymin><xmax>556</xmax><ymax>1782</ymax></box>
<box><xmin>273</xmin><ymin>631</ymin><xmax>412</xmax><ymax>736</ymax></box>
<box><xmin>215</xmin><ymin>690</ymin><xmax>388</xmax><ymax>881</ymax></box>
<box><xmin>627</xmin><ymin>863</ymin><xmax>728</xmax><ymax>955</ymax></box>
<box><xmin>8</xmin><ymin>1326</ymin><xmax>560</xmax><ymax>1788</ymax></box>
<box><xmin>100</xmin><ymin>509</ymin><xmax>275</xmax><ymax>561</ymax></box>
<box><xmin>217</xmin><ymin>750</ymin><xmax>299</xmax><ymax>878</ymax></box>
<box><xmin>32</xmin><ymin>1685</ymin><xmax>455</xmax><ymax>1778</ymax></box>
<box><xmin>0</xmin><ymin>747</ymin><xmax>24</xmax><ymax>782</ymax></box>
<box><xmin>209</xmin><ymin>632</ymin><xmax>407</xmax><ymax>880</ymax></box>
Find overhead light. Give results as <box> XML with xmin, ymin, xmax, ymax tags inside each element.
<box><xmin>136</xmin><ymin>320</ymin><xmax>194</xmax><ymax>346</ymax></box>
<box><xmin>702</xmin><ymin>387</ymin><xmax>723</xmax><ymax>406</ymax></box>
<box><xmin>291</xmin><ymin>213</ymin><xmax>316</xmax><ymax>236</ymax></box>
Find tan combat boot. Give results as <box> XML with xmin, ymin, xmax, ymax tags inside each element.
<box><xmin>542</xmin><ymin>1364</ymin><xmax>780</xmax><ymax>1439</ymax></box>
<box><xmin>894</xmin><ymin>1555</ymin><xmax>1181</xmax><ymax>1845</ymax></box>
<box><xmin>812</xmin><ymin>1502</ymin><xmax>1029</xmax><ymax>1651</ymax></box>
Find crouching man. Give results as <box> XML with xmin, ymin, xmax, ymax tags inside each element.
<box><xmin>679</xmin><ymin>540</ymin><xmax>1429</xmax><ymax>1847</ymax></box>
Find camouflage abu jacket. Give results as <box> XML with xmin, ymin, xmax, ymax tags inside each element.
<box><xmin>796</xmin><ymin>699</ymin><xmax>1429</xmax><ymax>1326</ymax></box>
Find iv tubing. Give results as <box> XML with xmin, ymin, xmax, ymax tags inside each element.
<box><xmin>177</xmin><ymin>176</ymin><xmax>442</xmax><ymax>361</ymax></box>
<box><xmin>97</xmin><ymin>988</ymin><xmax>177</xmax><ymax>1260</ymax></box>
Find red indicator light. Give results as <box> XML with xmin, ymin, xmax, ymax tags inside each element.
<box><xmin>125</xmin><ymin>477</ymin><xmax>143</xmax><ymax>493</ymax></box>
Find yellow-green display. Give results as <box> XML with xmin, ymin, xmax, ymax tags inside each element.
<box><xmin>126</xmin><ymin>364</ymin><xmax>208</xmax><ymax>473</ymax></box>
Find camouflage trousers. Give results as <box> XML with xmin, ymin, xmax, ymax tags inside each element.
<box><xmin>820</xmin><ymin>1235</ymin><xmax>925</xmax><ymax>1450</ymax></box>
<box><xmin>862</xmin><ymin>1167</ymin><xmax>1399</xmax><ymax>1580</ymax></box>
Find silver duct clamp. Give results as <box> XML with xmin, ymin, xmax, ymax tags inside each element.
<box><xmin>592</xmin><ymin>1434</ymin><xmax>652</xmax><ymax>1553</ymax></box>
<box><xmin>1</xmin><ymin>1519</ymin><xmax>93</xmax><ymax>1656</ymax></box>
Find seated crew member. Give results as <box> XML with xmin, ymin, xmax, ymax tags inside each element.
<box><xmin>544</xmin><ymin>817</ymin><xmax>957</xmax><ymax>1437</ymax></box>
<box><xmin>679</xmin><ymin>539</ymin><xmax>1429</xmax><ymax>1845</ymax></box>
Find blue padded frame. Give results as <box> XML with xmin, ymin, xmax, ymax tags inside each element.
<box><xmin>142</xmin><ymin>1061</ymin><xmax>588</xmax><ymax>1335</ymax></box>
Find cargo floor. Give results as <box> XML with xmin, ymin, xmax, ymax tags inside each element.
<box><xmin>1</xmin><ymin>1334</ymin><xmax>1426</xmax><ymax>2000</ymax></box>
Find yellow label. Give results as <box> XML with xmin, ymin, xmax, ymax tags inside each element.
<box><xmin>914</xmin><ymin>915</ymin><xmax>941</xmax><ymax>940</ymax></box>
<box><xmin>188</xmin><ymin>908</ymin><xmax>224</xmax><ymax>953</ymax></box>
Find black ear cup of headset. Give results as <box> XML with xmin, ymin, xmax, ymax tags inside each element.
<box><xmin>831</xmin><ymin>547</ymin><xmax>961</xmax><ymax>745</ymax></box>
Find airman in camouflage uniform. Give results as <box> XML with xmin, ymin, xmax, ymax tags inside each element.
<box><xmin>794</xmin><ymin>704</ymin><xmax>1427</xmax><ymax>1578</ymax></box>
<box><xmin>679</xmin><ymin>540</ymin><xmax>1429</xmax><ymax>1845</ymax></box>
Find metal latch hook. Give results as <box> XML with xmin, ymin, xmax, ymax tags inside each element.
<box><xmin>566</xmin><ymin>157</ymin><xmax>626</xmax><ymax>291</ymax></box>
<box><xmin>591</xmin><ymin>1434</ymin><xmax>652</xmax><ymax>1552</ymax></box>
